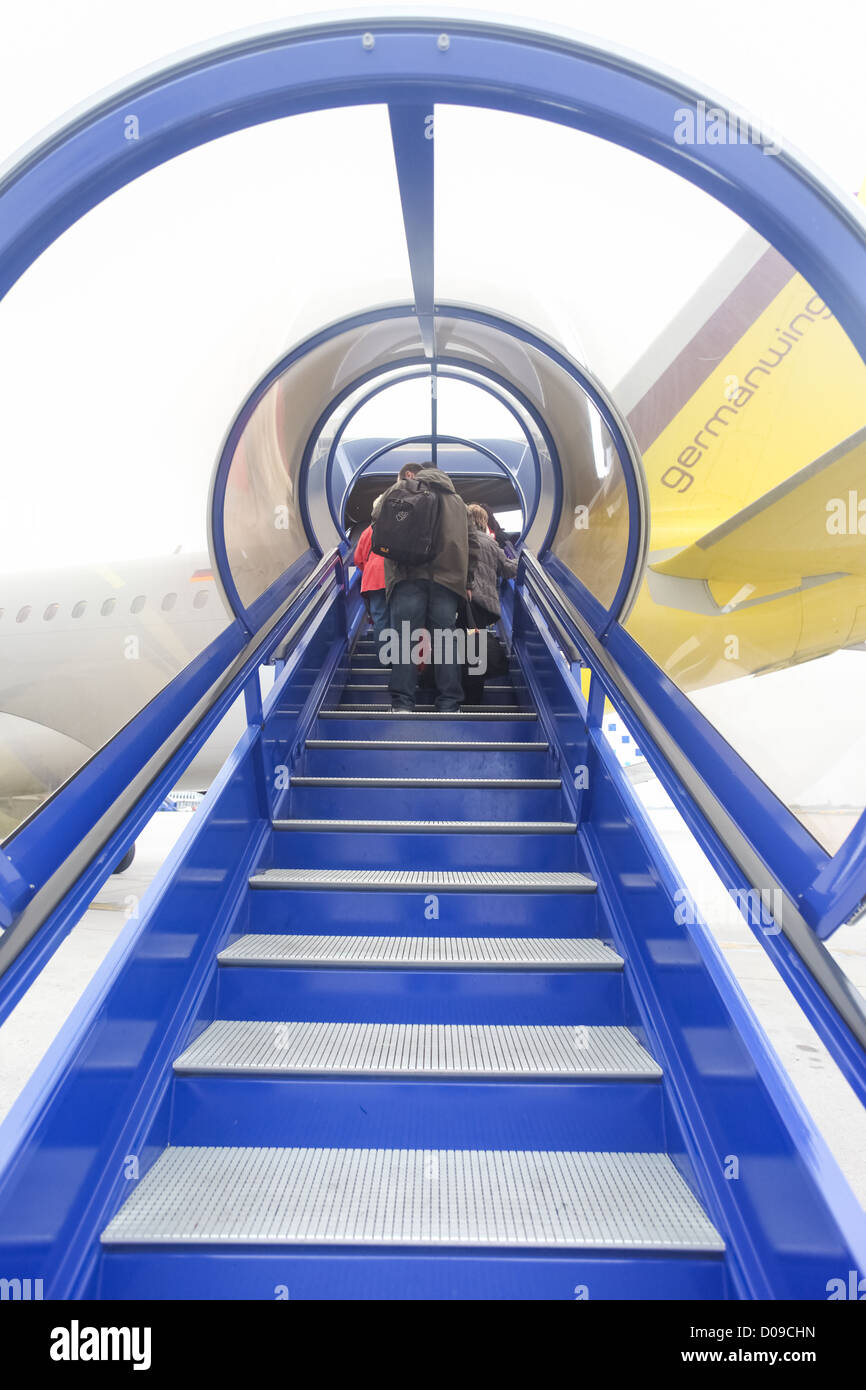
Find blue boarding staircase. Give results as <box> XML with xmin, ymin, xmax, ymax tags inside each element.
<box><xmin>0</xmin><ymin>551</ymin><xmax>864</xmax><ymax>1301</ymax></box>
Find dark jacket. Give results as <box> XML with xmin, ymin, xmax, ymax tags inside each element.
<box><xmin>469</xmin><ymin>529</ymin><xmax>517</xmax><ymax>619</ymax></box>
<box><xmin>383</xmin><ymin>469</ymin><xmax>479</xmax><ymax>601</ymax></box>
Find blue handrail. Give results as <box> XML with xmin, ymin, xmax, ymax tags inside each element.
<box><xmin>0</xmin><ymin>548</ymin><xmax>345</xmax><ymax>1025</ymax></box>
<box><xmin>519</xmin><ymin>551</ymin><xmax>866</xmax><ymax>1107</ymax></box>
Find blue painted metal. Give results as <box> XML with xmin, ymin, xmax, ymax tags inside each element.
<box><xmin>0</xmin><ymin>560</ymin><xmax>864</xmax><ymax>1299</ymax></box>
<box><xmin>0</xmin><ymin>849</ymin><xmax>31</xmax><ymax>928</ymax></box>
<box><xmin>7</xmin><ymin>15</ymin><xmax>861</xmax><ymax>626</ymax></box>
<box><xmin>0</xmin><ymin>13</ymin><xmax>864</xmax><ymax>1302</ymax></box>
<box><xmin>0</xmin><ymin>8</ymin><xmax>861</xmax><ymax>928</ymax></box>
<box><xmin>804</xmin><ymin>806</ymin><xmax>866</xmax><ymax>938</ymax></box>
<box><xmin>0</xmin><ymin>548</ymin><xmax>340</xmax><ymax>1025</ymax></box>
<box><xmin>217</xmin><ymin>964</ymin><xmax>618</xmax><ymax>1029</ymax></box>
<box><xmin>435</xmin><ymin>306</ymin><xmax>643</xmax><ymax>620</ymax></box>
<box><xmin>508</xmin><ymin>567</ymin><xmax>866</xmax><ymax>1297</ymax></box>
<box><xmin>267</xmin><ymin>827</ymin><xmax>577</xmax><ymax>872</ymax></box>
<box><xmin>98</xmin><ymin>1250</ymin><xmax>726</xmax><ymax>1302</ymax></box>
<box><xmin>430</xmin><ymin>363</ymin><xmax>438</xmax><ymax>468</ymax></box>
<box><xmin>541</xmin><ymin>553</ymin><xmax>833</xmax><ymax>910</ymax></box>
<box><xmin>2</xmin><ymin>18</ymin><xmax>864</xmax><ymax>357</ymax></box>
<box><xmin>168</xmin><ymin>1076</ymin><xmax>657</xmax><ymax>1148</ymax></box>
<box><xmin>338</xmin><ymin>432</ymin><xmax>528</xmax><ymax>535</ymax></box>
<box><xmin>228</xmin><ymin>308</ymin><xmax>560</xmax><ymax>562</ymax></box>
<box><xmin>319</xmin><ymin>360</ymin><xmax>550</xmax><ymax>540</ymax></box>
<box><xmin>209</xmin><ymin>307</ymin><xmax>416</xmax><ymax>627</ymax></box>
<box><xmin>292</xmin><ymin>329</ymin><xmax>557</xmax><ymax>551</ymax></box>
<box><xmin>521</xmin><ymin>555</ymin><xmax>866</xmax><ymax>1108</ymax></box>
<box><xmin>388</xmin><ymin>102</ymin><xmax>436</xmax><ymax>356</ymax></box>
<box><xmin>435</xmin><ymin>354</ymin><xmax>559</xmax><ymax>547</ymax></box>
<box><xmin>0</xmin><ymin>568</ymin><xmax>349</xmax><ymax>1297</ymax></box>
<box><xmin>297</xmin><ymin>309</ymin><xmax>631</xmax><ymax>579</ymax></box>
<box><xmin>2</xmin><ymin>576</ymin><xmax>864</xmax><ymax>1300</ymax></box>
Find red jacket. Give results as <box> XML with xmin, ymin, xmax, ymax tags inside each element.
<box><xmin>353</xmin><ymin>525</ymin><xmax>386</xmax><ymax>593</ymax></box>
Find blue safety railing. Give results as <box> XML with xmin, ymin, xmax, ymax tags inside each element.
<box><xmin>517</xmin><ymin>552</ymin><xmax>866</xmax><ymax>1108</ymax></box>
<box><xmin>0</xmin><ymin>547</ymin><xmax>351</xmax><ymax>1027</ymax></box>
<box><xmin>0</xmin><ymin>542</ymin><xmax>863</xmax><ymax>1299</ymax></box>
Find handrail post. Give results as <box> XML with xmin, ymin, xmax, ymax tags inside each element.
<box><xmin>586</xmin><ymin>671</ymin><xmax>606</xmax><ymax>731</ymax></box>
<box><xmin>0</xmin><ymin>850</ymin><xmax>32</xmax><ymax>930</ymax></box>
<box><xmin>243</xmin><ymin>669</ymin><xmax>272</xmax><ymax>820</ymax></box>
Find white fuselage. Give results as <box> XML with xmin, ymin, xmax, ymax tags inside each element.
<box><xmin>0</xmin><ymin>553</ymin><xmax>244</xmax><ymax>833</ymax></box>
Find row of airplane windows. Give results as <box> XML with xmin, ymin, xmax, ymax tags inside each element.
<box><xmin>0</xmin><ymin>589</ymin><xmax>212</xmax><ymax>623</ymax></box>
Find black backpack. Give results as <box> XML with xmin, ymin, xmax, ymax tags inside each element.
<box><xmin>371</xmin><ymin>483</ymin><xmax>440</xmax><ymax>568</ymax></box>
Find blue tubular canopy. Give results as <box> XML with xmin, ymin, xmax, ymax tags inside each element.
<box><xmin>0</xmin><ymin>12</ymin><xmax>863</xmax><ymax>1026</ymax></box>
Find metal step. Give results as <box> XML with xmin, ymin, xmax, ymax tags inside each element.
<box><xmin>343</xmin><ymin>678</ymin><xmax>516</xmax><ymax>687</ymax></box>
<box><xmin>218</xmin><ymin>934</ymin><xmax>620</xmax><ymax>968</ymax></box>
<box><xmin>174</xmin><ymin>1020</ymin><xmax>661</xmax><ymax>1080</ymax></box>
<box><xmin>304</xmin><ymin>740</ymin><xmax>547</xmax><ymax>752</ymax></box>
<box><xmin>346</xmin><ymin>678</ymin><xmax>522</xmax><ymax>689</ymax></box>
<box><xmin>321</xmin><ymin>708</ymin><xmax>537</xmax><ymax>720</ymax></box>
<box><xmin>288</xmin><ymin>776</ymin><xmax>561</xmax><ymax>788</ymax></box>
<box><xmin>249</xmin><ymin>869</ymin><xmax>596</xmax><ymax>893</ymax></box>
<box><xmin>343</xmin><ymin>683</ymin><xmax>520</xmax><ymax>694</ymax></box>
<box><xmin>272</xmin><ymin>818</ymin><xmax>575</xmax><ymax>833</ymax></box>
<box><xmin>101</xmin><ymin>1146</ymin><xmax>724</xmax><ymax>1252</ymax></box>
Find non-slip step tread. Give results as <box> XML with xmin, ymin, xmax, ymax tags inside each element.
<box><xmin>304</xmin><ymin>740</ymin><xmax>548</xmax><ymax>751</ymax></box>
<box><xmin>324</xmin><ymin>708</ymin><xmax>535</xmax><ymax>718</ymax></box>
<box><xmin>341</xmin><ymin>681</ymin><xmax>518</xmax><ymax>688</ymax></box>
<box><xmin>218</xmin><ymin>934</ymin><xmax>620</xmax><ymax>968</ymax></box>
<box><xmin>249</xmin><ymin>869</ymin><xmax>595</xmax><ymax>893</ymax></box>
<box><xmin>289</xmin><ymin>776</ymin><xmax>560</xmax><ymax>788</ymax></box>
<box><xmin>344</xmin><ymin>675</ymin><xmax>521</xmax><ymax>686</ymax></box>
<box><xmin>271</xmin><ymin>819</ymin><xmax>576</xmax><ymax>833</ymax></box>
<box><xmin>101</xmin><ymin>1147</ymin><xmax>724</xmax><ymax>1251</ymax></box>
<box><xmin>174</xmin><ymin>1020</ymin><xmax>662</xmax><ymax>1079</ymax></box>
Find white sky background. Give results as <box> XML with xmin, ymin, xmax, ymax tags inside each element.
<box><xmin>0</xmin><ymin>0</ymin><xmax>864</xmax><ymax>811</ymax></box>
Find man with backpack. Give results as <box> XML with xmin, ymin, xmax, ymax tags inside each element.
<box><xmin>372</xmin><ymin>460</ymin><xmax>479</xmax><ymax>711</ymax></box>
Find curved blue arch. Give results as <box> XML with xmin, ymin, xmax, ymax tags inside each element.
<box><xmin>1</xmin><ymin>19</ymin><xmax>863</xmax><ymax>324</ymax></box>
<box><xmin>287</xmin><ymin>303</ymin><xmax>644</xmax><ymax>634</ymax></box>
<box><xmin>2</xmin><ymin>16</ymin><xmax>864</xmax><ymax>350</ymax></box>
<box><xmin>2</xmin><ymin>16</ymin><xmax>866</xmax><ymax>626</ymax></box>
<box><xmin>224</xmin><ymin>316</ymin><xmax>576</xmax><ymax>625</ymax></box>
<box><xmin>266</xmin><ymin>329</ymin><xmax>570</xmax><ymax>594</ymax></box>
<box><xmin>322</xmin><ymin>366</ymin><xmax>543</xmax><ymax>541</ymax></box>
<box><xmin>212</xmin><ymin>297</ymin><xmax>642</xmax><ymax>634</ymax></box>
<box><xmin>337</xmin><ymin>431</ymin><xmax>530</xmax><ymax>539</ymax></box>
<box><xmin>208</xmin><ymin>306</ymin><xmax>416</xmax><ymax>630</ymax></box>
<box><xmin>441</xmin><ymin>307</ymin><xmax>646</xmax><ymax>629</ymax></box>
<box><xmin>435</xmin><ymin>353</ymin><xmax>561</xmax><ymax>555</ymax></box>
<box><xmin>218</xmin><ymin>299</ymin><xmax>633</xmax><ymax>632</ymax></box>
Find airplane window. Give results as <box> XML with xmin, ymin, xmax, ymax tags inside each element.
<box><xmin>71</xmin><ymin>600</ymin><xmax>87</xmax><ymax>617</ymax></box>
<box><xmin>161</xmin><ymin>592</ymin><xmax>177</xmax><ymax>611</ymax></box>
<box><xmin>101</xmin><ymin>597</ymin><xmax>116</xmax><ymax>616</ymax></box>
<box><xmin>43</xmin><ymin>603</ymin><xmax>59</xmax><ymax>620</ymax></box>
<box><xmin>130</xmin><ymin>595</ymin><xmax>146</xmax><ymax>614</ymax></box>
<box><xmin>193</xmin><ymin>589</ymin><xmax>209</xmax><ymax>609</ymax></box>
<box><xmin>16</xmin><ymin>605</ymin><xmax>31</xmax><ymax>623</ymax></box>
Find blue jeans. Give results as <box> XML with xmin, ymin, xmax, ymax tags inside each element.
<box><xmin>367</xmin><ymin>590</ymin><xmax>389</xmax><ymax>658</ymax></box>
<box><xmin>388</xmin><ymin>579</ymin><xmax>464</xmax><ymax>710</ymax></box>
